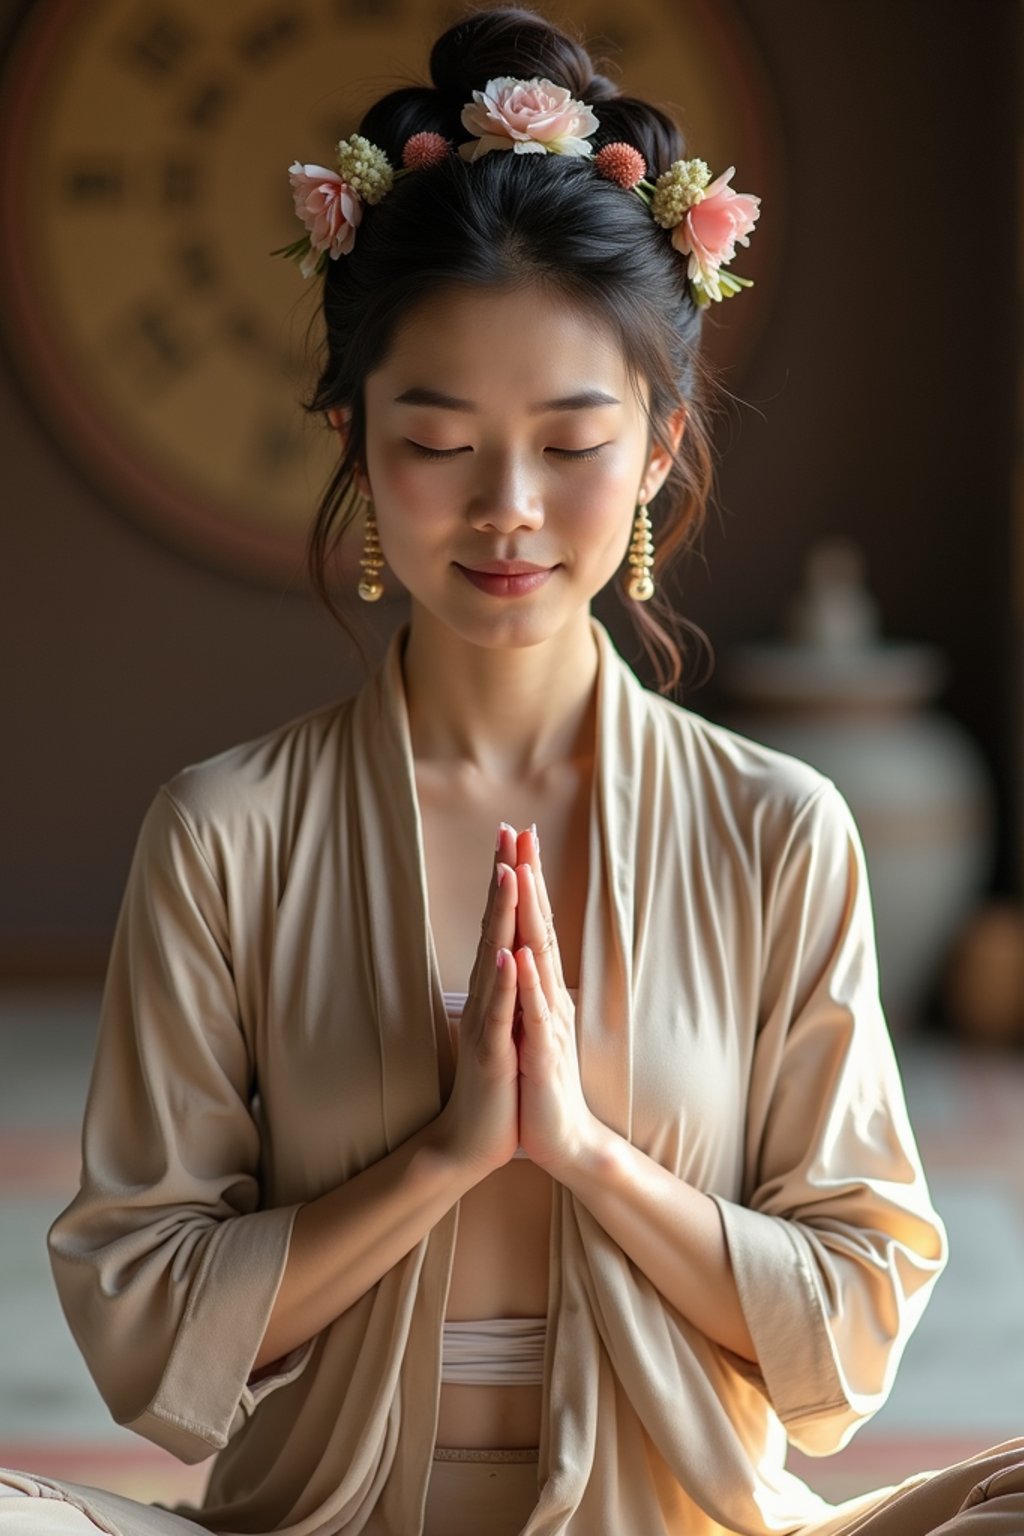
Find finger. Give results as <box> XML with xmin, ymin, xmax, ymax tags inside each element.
<box><xmin>514</xmin><ymin>944</ymin><xmax>551</xmax><ymax>1037</ymax></box>
<box><xmin>516</xmin><ymin>824</ymin><xmax>539</xmax><ymax>879</ymax></box>
<box><xmin>528</xmin><ymin>834</ymin><xmax>565</xmax><ymax>979</ymax></box>
<box><xmin>513</xmin><ymin>823</ymin><xmax>549</xmax><ymax>917</ymax></box>
<box><xmin>516</xmin><ymin>862</ymin><xmax>562</xmax><ymax>1000</ymax></box>
<box><xmin>514</xmin><ymin>824</ymin><xmax>550</xmax><ymax>942</ymax></box>
<box><xmin>531</xmin><ymin>840</ymin><xmax>553</xmax><ymax>925</ymax></box>
<box><xmin>489</xmin><ymin>863</ymin><xmax>519</xmax><ymax>965</ymax></box>
<box><xmin>469</xmin><ymin>877</ymin><xmax>516</xmax><ymax>1047</ymax></box>
<box><xmin>517</xmin><ymin>860</ymin><xmax>557</xmax><ymax>962</ymax></box>
<box><xmin>469</xmin><ymin>838</ymin><xmax>517</xmax><ymax>997</ymax></box>
<box><xmin>497</xmin><ymin>820</ymin><xmax>517</xmax><ymax>866</ymax></box>
<box><xmin>481</xmin><ymin>946</ymin><xmax>517</xmax><ymax>1052</ymax></box>
<box><xmin>490</xmin><ymin>825</ymin><xmax>516</xmax><ymax>926</ymax></box>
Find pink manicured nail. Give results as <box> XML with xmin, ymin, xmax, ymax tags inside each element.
<box><xmin>495</xmin><ymin>865</ymin><xmax>506</xmax><ymax>889</ymax></box>
<box><xmin>496</xmin><ymin>949</ymin><xmax>506</xmax><ymax>971</ymax></box>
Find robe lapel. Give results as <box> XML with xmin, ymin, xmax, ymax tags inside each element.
<box><xmin>346</xmin><ymin>623</ymin><xmax>460</xmax><ymax>1531</ymax></box>
<box><xmin>533</xmin><ymin>617</ymin><xmax>645</xmax><ymax>1529</ymax></box>
<box><xmin>348</xmin><ymin>620</ymin><xmax>454</xmax><ymax>1152</ymax></box>
<box><xmin>576</xmin><ymin>615</ymin><xmax>643</xmax><ymax>1143</ymax></box>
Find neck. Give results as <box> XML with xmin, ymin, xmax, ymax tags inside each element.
<box><xmin>400</xmin><ymin>605</ymin><xmax>600</xmax><ymax>781</ymax></box>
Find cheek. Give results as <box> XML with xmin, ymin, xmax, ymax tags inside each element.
<box><xmin>565</xmin><ymin>459</ymin><xmax>642</xmax><ymax>539</ymax></box>
<box><xmin>380</xmin><ymin>463</ymin><xmax>431</xmax><ymax>507</ymax></box>
<box><xmin>368</xmin><ymin>457</ymin><xmax>449</xmax><ymax>547</ymax></box>
<box><xmin>367</xmin><ymin>460</ymin><xmax>454</xmax><ymax>581</ymax></box>
<box><xmin>583</xmin><ymin>438</ymin><xmax>646</xmax><ymax>505</ymax></box>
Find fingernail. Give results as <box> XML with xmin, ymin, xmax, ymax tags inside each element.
<box><xmin>530</xmin><ymin>821</ymin><xmax>539</xmax><ymax>853</ymax></box>
<box><xmin>496</xmin><ymin>823</ymin><xmax>503</xmax><ymax>851</ymax></box>
<box><xmin>495</xmin><ymin>865</ymin><xmax>505</xmax><ymax>889</ymax></box>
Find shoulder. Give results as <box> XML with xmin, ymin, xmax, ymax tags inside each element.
<box><xmin>153</xmin><ymin>696</ymin><xmax>356</xmax><ymax>879</ymax></box>
<box><xmin>640</xmin><ymin>685</ymin><xmax>840</xmax><ymax>836</ymax></box>
<box><xmin>597</xmin><ymin>620</ymin><xmax>846</xmax><ymax>866</ymax></box>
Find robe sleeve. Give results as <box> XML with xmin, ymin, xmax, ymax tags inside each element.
<box><xmin>47</xmin><ymin>786</ymin><xmax>312</xmax><ymax>1464</ymax></box>
<box><xmin>707</xmin><ymin>779</ymin><xmax>948</xmax><ymax>1456</ymax></box>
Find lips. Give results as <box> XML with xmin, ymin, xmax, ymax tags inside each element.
<box><xmin>461</xmin><ymin>561</ymin><xmax>553</xmax><ymax>575</ymax></box>
<box><xmin>456</xmin><ymin>564</ymin><xmax>556</xmax><ymax>598</ymax></box>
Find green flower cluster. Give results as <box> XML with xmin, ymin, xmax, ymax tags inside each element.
<box><xmin>650</xmin><ymin>158</ymin><xmax>711</xmax><ymax>229</ymax></box>
<box><xmin>335</xmin><ymin>134</ymin><xmax>394</xmax><ymax>205</ymax></box>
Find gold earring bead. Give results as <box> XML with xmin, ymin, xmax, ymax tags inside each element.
<box><xmin>358</xmin><ymin>498</ymin><xmax>384</xmax><ymax>602</ymax></box>
<box><xmin>626</xmin><ymin>500</ymin><xmax>655</xmax><ymax>602</ymax></box>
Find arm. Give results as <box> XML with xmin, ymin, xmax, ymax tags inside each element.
<box><xmin>50</xmin><ymin>788</ymin><xmax>517</xmax><ymax>1458</ymax></box>
<box><xmin>701</xmin><ymin>782</ymin><xmax>948</xmax><ymax>1452</ymax></box>
<box><xmin>49</xmin><ymin>789</ymin><xmax>297</xmax><ymax>1461</ymax></box>
<box><xmin>551</xmin><ymin>1126</ymin><xmax>756</xmax><ymax>1363</ymax></box>
<box><xmin>512</xmin><ymin>834</ymin><xmax>755</xmax><ymax>1361</ymax></box>
<box><xmin>258</xmin><ymin>832</ymin><xmax>529</xmax><ymax>1368</ymax></box>
<box><xmin>253</xmin><ymin>1122</ymin><xmax>477</xmax><ymax>1371</ymax></box>
<box><xmin>516</xmin><ymin>785</ymin><xmax>946</xmax><ymax>1455</ymax></box>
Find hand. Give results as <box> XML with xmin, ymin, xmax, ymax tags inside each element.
<box><xmin>435</xmin><ymin>823</ymin><xmax>521</xmax><ymax>1179</ymax></box>
<box><xmin>513</xmin><ymin>827</ymin><xmax>597</xmax><ymax>1177</ymax></box>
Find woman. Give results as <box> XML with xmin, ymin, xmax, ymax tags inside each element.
<box><xmin>2</xmin><ymin>7</ymin><xmax>1022</xmax><ymax>1535</ymax></box>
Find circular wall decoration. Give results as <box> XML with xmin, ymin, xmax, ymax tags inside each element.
<box><xmin>0</xmin><ymin>0</ymin><xmax>783</xmax><ymax>587</ymax></box>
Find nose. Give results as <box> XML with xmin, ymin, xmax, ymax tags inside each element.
<box><xmin>466</xmin><ymin>451</ymin><xmax>545</xmax><ymax>534</ymax></box>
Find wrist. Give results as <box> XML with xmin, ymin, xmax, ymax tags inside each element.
<box><xmin>539</xmin><ymin>1113</ymin><xmax>616</xmax><ymax>1187</ymax></box>
<box><xmin>422</xmin><ymin>1109</ymin><xmax>500</xmax><ymax>1191</ymax></box>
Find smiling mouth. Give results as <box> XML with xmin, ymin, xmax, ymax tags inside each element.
<box><xmin>455</xmin><ymin>564</ymin><xmax>558</xmax><ymax>596</ymax></box>
<box><xmin>458</xmin><ymin>562</ymin><xmax>555</xmax><ymax>576</ymax></box>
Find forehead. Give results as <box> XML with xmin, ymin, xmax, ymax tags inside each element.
<box><xmin>373</xmin><ymin>282</ymin><xmax>632</xmax><ymax>397</ymax></box>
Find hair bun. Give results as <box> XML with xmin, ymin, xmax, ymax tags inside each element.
<box><xmin>582</xmin><ymin>71</ymin><xmax>620</xmax><ymax>106</ymax></box>
<box><xmin>591</xmin><ymin>95</ymin><xmax>685</xmax><ymax>176</ymax></box>
<box><xmin>430</xmin><ymin>6</ymin><xmax>601</xmax><ymax>101</ymax></box>
<box><xmin>424</xmin><ymin>9</ymin><xmax>684</xmax><ymax>173</ymax></box>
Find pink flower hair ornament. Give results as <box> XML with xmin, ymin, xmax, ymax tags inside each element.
<box><xmin>272</xmin><ymin>132</ymin><xmax>423</xmax><ymax>278</ymax></box>
<box><xmin>593</xmin><ymin>143</ymin><xmax>761</xmax><ymax>307</ymax></box>
<box><xmin>274</xmin><ymin>82</ymin><xmax>760</xmax><ymax>308</ymax></box>
<box><xmin>458</xmin><ymin>75</ymin><xmax>599</xmax><ymax>159</ymax></box>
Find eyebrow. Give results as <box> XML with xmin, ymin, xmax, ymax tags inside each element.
<box><xmin>393</xmin><ymin>386</ymin><xmax>621</xmax><ymax>413</ymax></box>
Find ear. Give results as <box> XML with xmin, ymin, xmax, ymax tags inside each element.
<box><xmin>640</xmin><ymin>404</ymin><xmax>688</xmax><ymax>503</ymax></box>
<box><xmin>326</xmin><ymin>406</ymin><xmax>372</xmax><ymax>500</ymax></box>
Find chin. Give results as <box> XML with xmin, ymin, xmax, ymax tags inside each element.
<box><xmin>409</xmin><ymin>591</ymin><xmax>584</xmax><ymax>652</ymax></box>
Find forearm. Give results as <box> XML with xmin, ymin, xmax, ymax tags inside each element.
<box><xmin>556</xmin><ymin>1121</ymin><xmax>757</xmax><ymax>1364</ymax></box>
<box><xmin>254</xmin><ymin>1116</ymin><xmax>479</xmax><ymax>1371</ymax></box>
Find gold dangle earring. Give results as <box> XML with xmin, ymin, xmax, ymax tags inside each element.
<box><xmin>357</xmin><ymin>496</ymin><xmax>385</xmax><ymax>602</ymax></box>
<box><xmin>626</xmin><ymin>498</ymin><xmax>655</xmax><ymax>602</ymax></box>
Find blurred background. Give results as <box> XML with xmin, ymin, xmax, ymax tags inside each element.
<box><xmin>0</xmin><ymin>0</ymin><xmax>1021</xmax><ymax>1515</ymax></box>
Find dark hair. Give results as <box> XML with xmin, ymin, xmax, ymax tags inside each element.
<box><xmin>306</xmin><ymin>5</ymin><xmax>720</xmax><ymax>694</ymax></box>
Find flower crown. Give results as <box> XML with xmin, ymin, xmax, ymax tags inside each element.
<box><xmin>274</xmin><ymin>76</ymin><xmax>761</xmax><ymax>308</ymax></box>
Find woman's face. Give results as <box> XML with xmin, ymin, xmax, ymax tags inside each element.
<box><xmin>340</xmin><ymin>283</ymin><xmax>684</xmax><ymax>649</ymax></box>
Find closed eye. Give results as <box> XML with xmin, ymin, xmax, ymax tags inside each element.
<box><xmin>405</xmin><ymin>442</ymin><xmax>465</xmax><ymax>460</ymax></box>
<box><xmin>553</xmin><ymin>444</ymin><xmax>607</xmax><ymax>461</ymax></box>
<box><xmin>406</xmin><ymin>441</ymin><xmax>608</xmax><ymax>461</ymax></box>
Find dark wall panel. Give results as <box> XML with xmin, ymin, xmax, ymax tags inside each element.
<box><xmin>1</xmin><ymin>0</ymin><xmax>1017</xmax><ymax>969</ymax></box>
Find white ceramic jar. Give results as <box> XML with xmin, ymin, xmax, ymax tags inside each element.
<box><xmin>717</xmin><ymin>542</ymin><xmax>996</xmax><ymax>1032</ymax></box>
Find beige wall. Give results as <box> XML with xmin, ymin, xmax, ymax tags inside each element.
<box><xmin>1</xmin><ymin>0</ymin><xmax>1018</xmax><ymax>971</ymax></box>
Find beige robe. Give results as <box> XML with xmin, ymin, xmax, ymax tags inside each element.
<box><xmin>47</xmin><ymin>615</ymin><xmax>948</xmax><ymax>1535</ymax></box>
